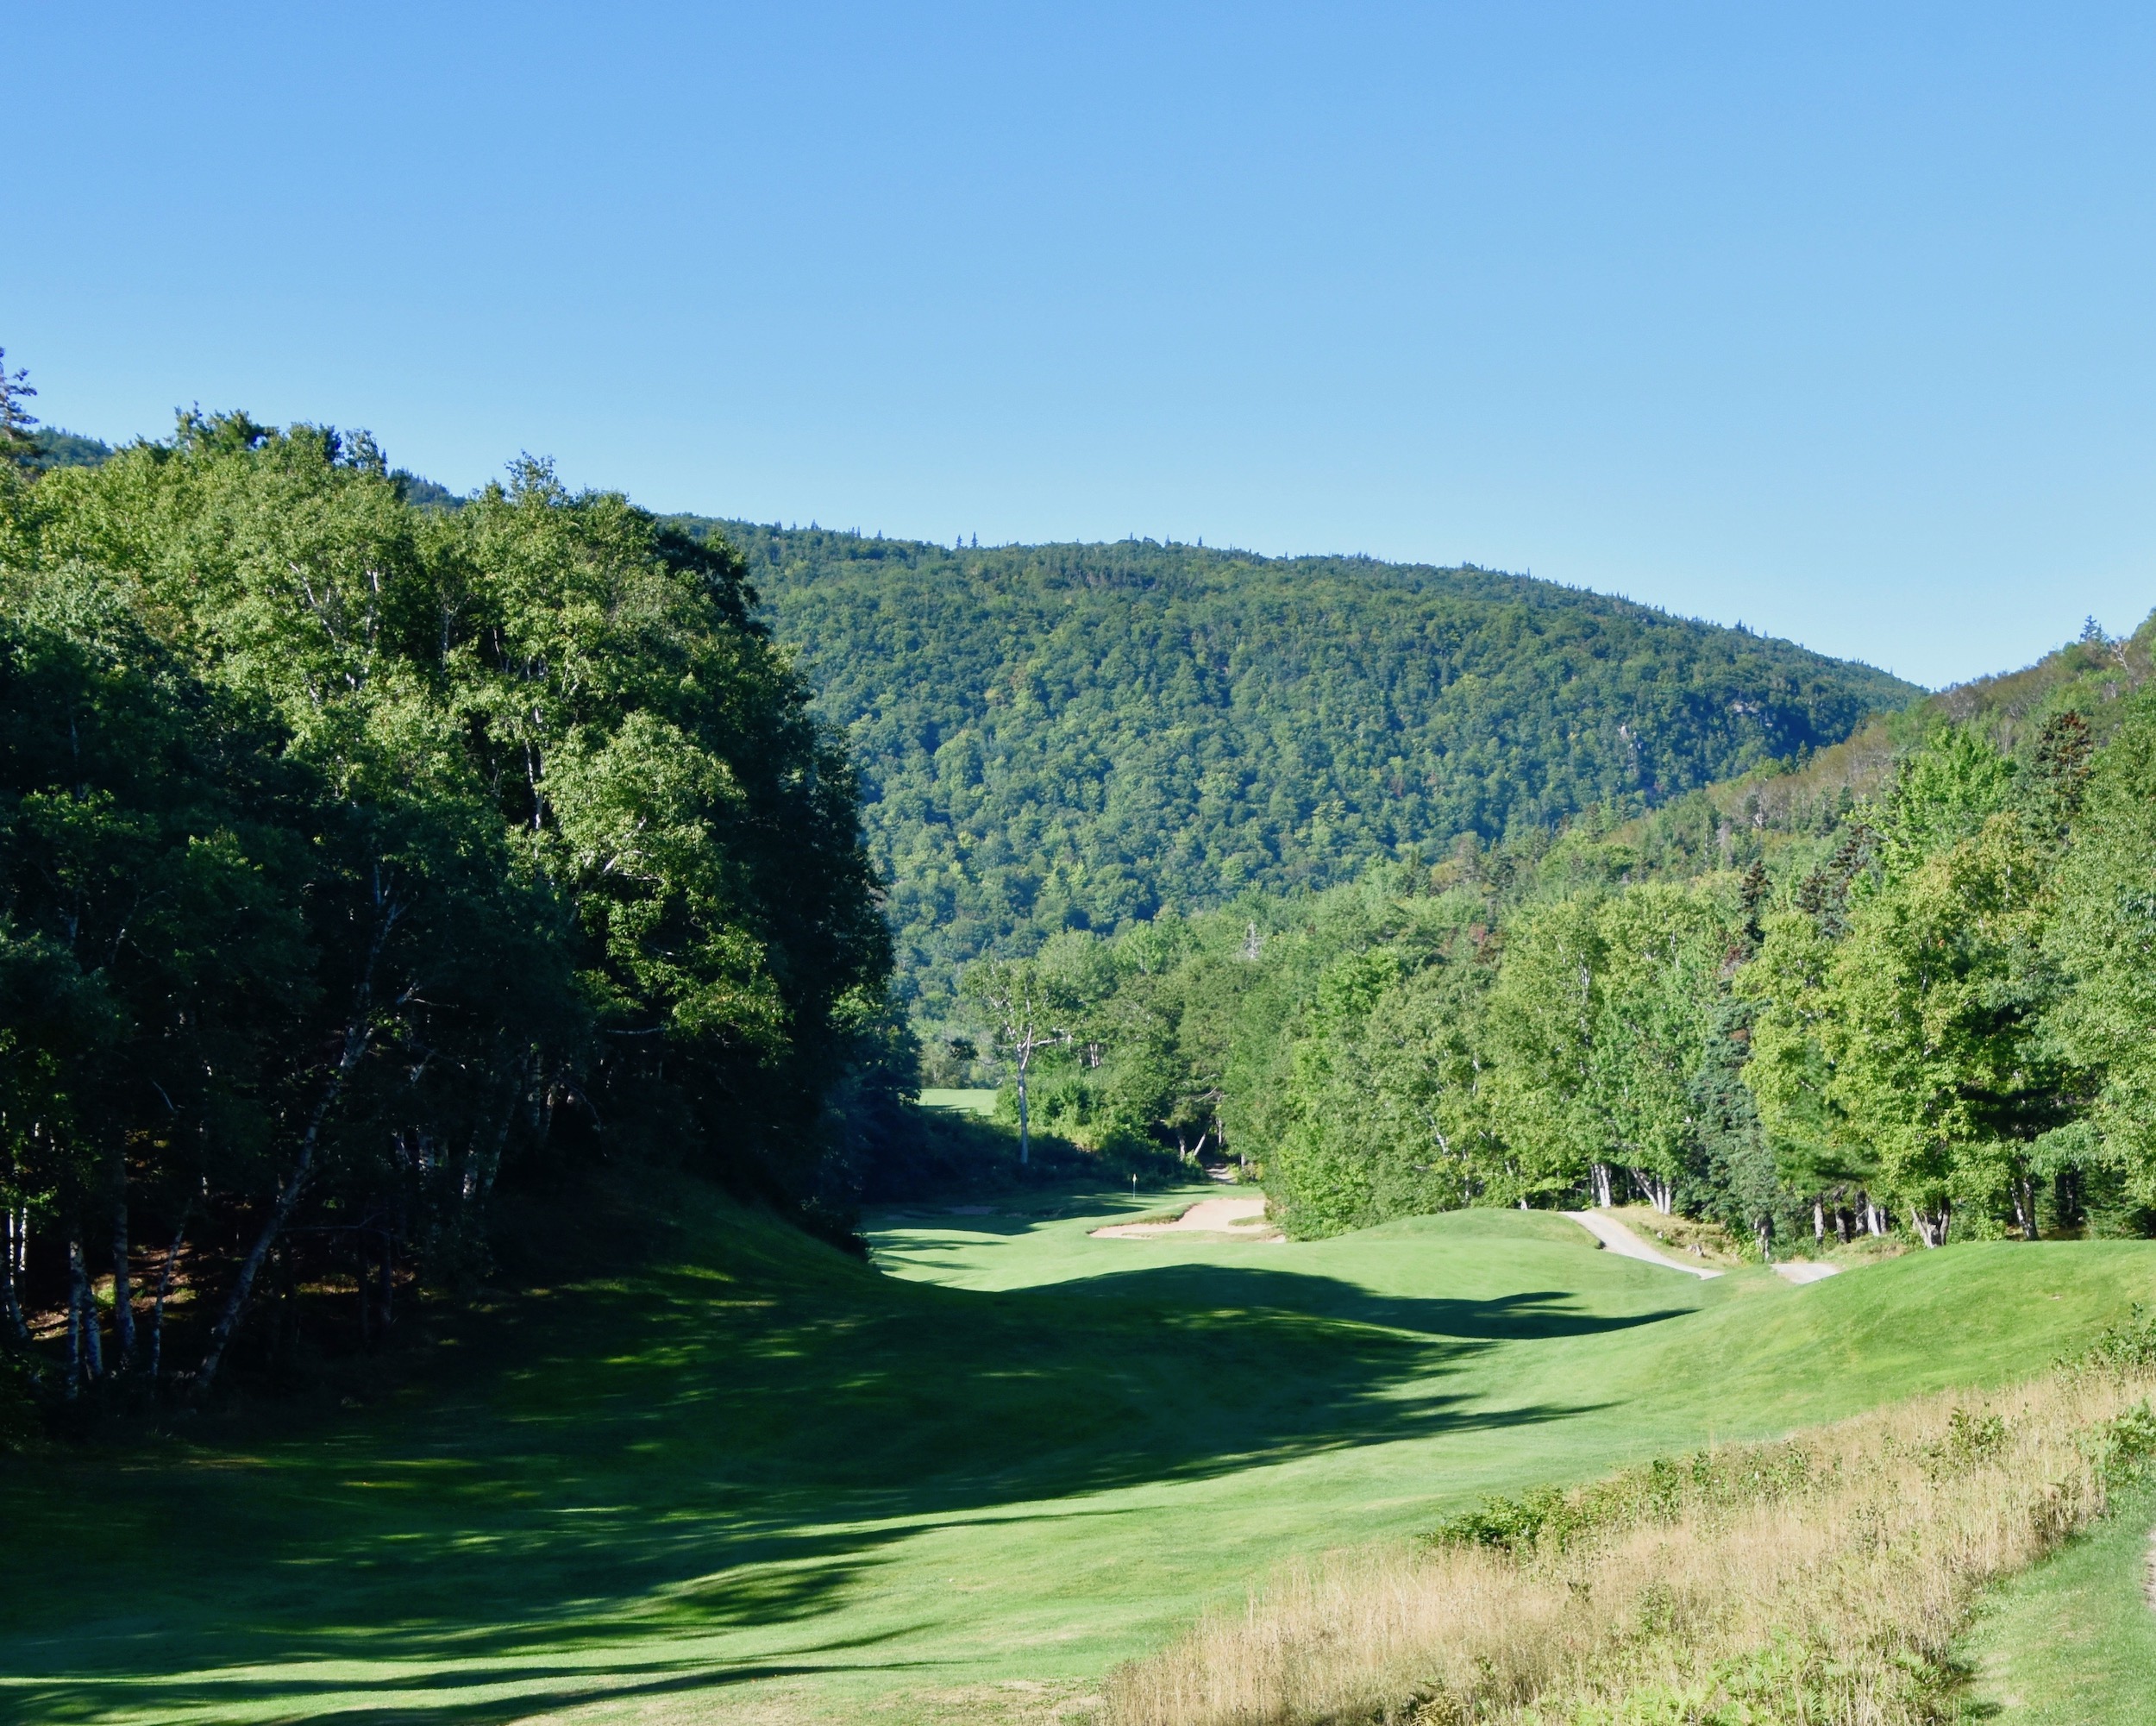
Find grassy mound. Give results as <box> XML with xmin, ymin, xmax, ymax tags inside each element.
<box><xmin>0</xmin><ymin>1193</ymin><xmax>2147</xmax><ymax>1724</ymax></box>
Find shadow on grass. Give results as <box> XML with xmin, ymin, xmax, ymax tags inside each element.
<box><xmin>6</xmin><ymin>1641</ymin><xmax>946</xmax><ymax>1726</ymax></box>
<box><xmin>0</xmin><ymin>1230</ymin><xmax>1676</xmax><ymax>1722</ymax></box>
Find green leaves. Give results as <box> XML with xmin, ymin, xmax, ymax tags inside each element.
<box><xmin>1002</xmin><ymin>711</ymin><xmax>2156</xmax><ymax>1249</ymax></box>
<box><xmin>2044</xmin><ymin>688</ymin><xmax>2156</xmax><ymax>1217</ymax></box>
<box><xmin>718</xmin><ymin>523</ymin><xmax>1916</xmax><ymax>1009</ymax></box>
<box><xmin>0</xmin><ymin>414</ymin><xmax>892</xmax><ymax>1394</ymax></box>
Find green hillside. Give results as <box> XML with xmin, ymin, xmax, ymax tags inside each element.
<box><xmin>4</xmin><ymin>1178</ymin><xmax>2146</xmax><ymax>1724</ymax></box>
<box><xmin>678</xmin><ymin>521</ymin><xmax>1918</xmax><ymax>1006</ymax></box>
<box><xmin>1615</xmin><ymin>609</ymin><xmax>2156</xmax><ymax>862</ymax></box>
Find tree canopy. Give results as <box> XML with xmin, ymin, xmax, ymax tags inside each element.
<box><xmin>675</xmin><ymin>520</ymin><xmax>1918</xmax><ymax>1010</ymax></box>
<box><xmin>0</xmin><ymin>416</ymin><xmax>889</xmax><ymax>1400</ymax></box>
<box><xmin>955</xmin><ymin>686</ymin><xmax>2156</xmax><ymax>1251</ymax></box>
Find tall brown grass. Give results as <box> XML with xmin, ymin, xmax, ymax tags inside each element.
<box><xmin>1106</xmin><ymin>1366</ymin><xmax>2156</xmax><ymax>1726</ymax></box>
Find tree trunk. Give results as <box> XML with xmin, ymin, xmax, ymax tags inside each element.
<box><xmin>2</xmin><ymin>1206</ymin><xmax>28</xmax><ymax>1345</ymax></box>
<box><xmin>109</xmin><ymin>1156</ymin><xmax>135</xmax><ymax>1370</ymax></box>
<box><xmin>379</xmin><ymin>1231</ymin><xmax>394</xmax><ymax>1329</ymax></box>
<box><xmin>356</xmin><ymin>1233</ymin><xmax>372</xmax><ymax>1346</ymax></box>
<box><xmin>64</xmin><ymin>1235</ymin><xmax>85</xmax><ymax>1398</ymax></box>
<box><xmin>1813</xmin><ymin>1201</ymin><xmax>1826</xmax><ymax>1243</ymax></box>
<box><xmin>67</xmin><ymin>1233</ymin><xmax>103</xmax><ymax>1392</ymax></box>
<box><xmin>1590</xmin><ymin>1163</ymin><xmax>1613</xmax><ymax>1208</ymax></box>
<box><xmin>461</xmin><ymin>1062</ymin><xmax>529</xmax><ymax>1214</ymax></box>
<box><xmin>195</xmin><ymin>1015</ymin><xmax>376</xmax><ymax>1399</ymax></box>
<box><xmin>195</xmin><ymin>887</ymin><xmax>398</xmax><ymax>1401</ymax></box>
<box><xmin>1908</xmin><ymin>1202</ymin><xmax>1952</xmax><ymax>1248</ymax></box>
<box><xmin>1015</xmin><ymin>1060</ymin><xmax>1030</xmax><ymax>1167</ymax></box>
<box><xmin>1629</xmin><ymin>1171</ymin><xmax>1674</xmax><ymax>1214</ymax></box>
<box><xmin>2054</xmin><ymin>1167</ymin><xmax>2083</xmax><ymax>1232</ymax></box>
<box><xmin>149</xmin><ymin>1213</ymin><xmax>187</xmax><ymax>1384</ymax></box>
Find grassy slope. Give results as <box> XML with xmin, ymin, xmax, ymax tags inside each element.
<box><xmin>1960</xmin><ymin>1478</ymin><xmax>2156</xmax><ymax>1723</ymax></box>
<box><xmin>1</xmin><ymin>1193</ymin><xmax>2149</xmax><ymax>1726</ymax></box>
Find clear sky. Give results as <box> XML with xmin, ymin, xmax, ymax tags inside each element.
<box><xmin>9</xmin><ymin>3</ymin><xmax>2153</xmax><ymax>688</ymax></box>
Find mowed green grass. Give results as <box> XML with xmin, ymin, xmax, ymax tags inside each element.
<box><xmin>1</xmin><ymin>1188</ymin><xmax>2150</xmax><ymax>1726</ymax></box>
<box><xmin>1960</xmin><ymin>1478</ymin><xmax>2156</xmax><ymax>1723</ymax></box>
<box><xmin>915</xmin><ymin>1088</ymin><xmax>1000</xmax><ymax>1116</ymax></box>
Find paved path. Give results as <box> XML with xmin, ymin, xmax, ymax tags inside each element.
<box><xmin>1564</xmin><ymin>1209</ymin><xmax>1723</xmax><ymax>1278</ymax></box>
<box><xmin>1092</xmin><ymin>1196</ymin><xmax>1279</xmax><ymax>1240</ymax></box>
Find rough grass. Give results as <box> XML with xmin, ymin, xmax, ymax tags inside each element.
<box><xmin>1105</xmin><ymin>1370</ymin><xmax>2156</xmax><ymax>1726</ymax></box>
<box><xmin>1600</xmin><ymin>1204</ymin><xmax>1745</xmax><ymax>1266</ymax></box>
<box><xmin>0</xmin><ymin>1186</ymin><xmax>2149</xmax><ymax>1725</ymax></box>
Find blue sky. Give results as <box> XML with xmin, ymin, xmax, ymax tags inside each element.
<box><xmin>9</xmin><ymin>3</ymin><xmax>2153</xmax><ymax>688</ymax></box>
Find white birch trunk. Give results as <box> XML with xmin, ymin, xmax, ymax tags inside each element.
<box><xmin>2</xmin><ymin>1207</ymin><xmax>27</xmax><ymax>1344</ymax></box>
<box><xmin>1015</xmin><ymin>1058</ymin><xmax>1030</xmax><ymax>1166</ymax></box>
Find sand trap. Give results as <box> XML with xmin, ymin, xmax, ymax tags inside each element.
<box><xmin>1092</xmin><ymin>1196</ymin><xmax>1282</xmax><ymax>1240</ymax></box>
<box><xmin>1772</xmin><ymin>1260</ymin><xmax>1841</xmax><ymax>1284</ymax></box>
<box><xmin>1564</xmin><ymin>1209</ymin><xmax>1723</xmax><ymax>1279</ymax></box>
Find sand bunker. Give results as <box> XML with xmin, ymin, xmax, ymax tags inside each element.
<box><xmin>1091</xmin><ymin>1196</ymin><xmax>1282</xmax><ymax>1241</ymax></box>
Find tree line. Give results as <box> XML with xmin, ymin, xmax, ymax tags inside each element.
<box><xmin>0</xmin><ymin>392</ymin><xmax>889</xmax><ymax>1404</ymax></box>
<box><xmin>956</xmin><ymin>697</ymin><xmax>2156</xmax><ymax>1249</ymax></box>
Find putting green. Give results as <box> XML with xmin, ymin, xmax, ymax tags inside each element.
<box><xmin>2</xmin><ymin>1185</ymin><xmax>2149</xmax><ymax>1724</ymax></box>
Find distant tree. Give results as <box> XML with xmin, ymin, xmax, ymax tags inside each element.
<box><xmin>960</xmin><ymin>957</ymin><xmax>1070</xmax><ymax>1164</ymax></box>
<box><xmin>1481</xmin><ymin>897</ymin><xmax>1610</xmax><ymax>1203</ymax></box>
<box><xmin>1269</xmin><ymin>952</ymin><xmax>1489</xmax><ymax>1233</ymax></box>
<box><xmin>1587</xmin><ymin>883</ymin><xmax>1731</xmax><ymax>1213</ymax></box>
<box><xmin>2046</xmin><ymin>689</ymin><xmax>2156</xmax><ymax>1226</ymax></box>
<box><xmin>0</xmin><ymin>349</ymin><xmax>37</xmax><ymax>469</ymax></box>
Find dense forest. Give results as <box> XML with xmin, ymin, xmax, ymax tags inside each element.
<box><xmin>0</xmin><ymin>385</ymin><xmax>891</xmax><ymax>1404</ymax></box>
<box><xmin>677</xmin><ymin>519</ymin><xmax>1918</xmax><ymax>1014</ymax></box>
<box><xmin>956</xmin><ymin>617</ymin><xmax>2156</xmax><ymax>1249</ymax></box>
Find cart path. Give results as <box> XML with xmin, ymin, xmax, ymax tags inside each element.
<box><xmin>1564</xmin><ymin>1209</ymin><xmax>1724</xmax><ymax>1278</ymax></box>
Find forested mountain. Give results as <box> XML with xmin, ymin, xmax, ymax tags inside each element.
<box><xmin>1602</xmin><ymin>612</ymin><xmax>2156</xmax><ymax>876</ymax></box>
<box><xmin>25</xmin><ymin>429</ymin><xmax>111</xmax><ymax>473</ymax></box>
<box><xmin>968</xmin><ymin>614</ymin><xmax>2156</xmax><ymax>1251</ymax></box>
<box><xmin>673</xmin><ymin>520</ymin><xmax>1919</xmax><ymax>1009</ymax></box>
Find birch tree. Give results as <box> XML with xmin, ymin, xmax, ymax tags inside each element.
<box><xmin>962</xmin><ymin>957</ymin><xmax>1070</xmax><ymax>1165</ymax></box>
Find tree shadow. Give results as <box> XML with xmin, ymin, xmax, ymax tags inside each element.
<box><xmin>0</xmin><ymin>1223</ymin><xmax>1683</xmax><ymax>1723</ymax></box>
<box><xmin>8</xmin><ymin>1642</ymin><xmax>950</xmax><ymax>1726</ymax></box>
